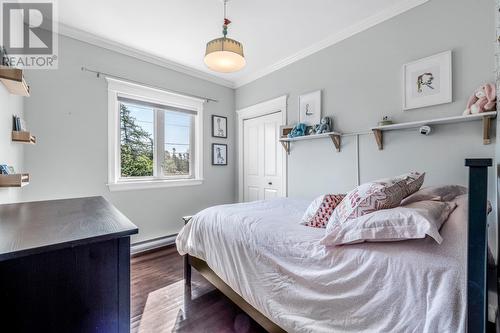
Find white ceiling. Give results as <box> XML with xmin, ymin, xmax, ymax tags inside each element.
<box><xmin>56</xmin><ymin>0</ymin><xmax>427</xmax><ymax>88</ymax></box>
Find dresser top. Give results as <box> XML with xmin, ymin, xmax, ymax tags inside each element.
<box><xmin>0</xmin><ymin>196</ymin><xmax>138</xmax><ymax>262</ymax></box>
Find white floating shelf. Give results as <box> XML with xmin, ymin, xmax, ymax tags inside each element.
<box><xmin>279</xmin><ymin>131</ymin><xmax>343</xmax><ymax>142</ymax></box>
<box><xmin>278</xmin><ymin>112</ymin><xmax>497</xmax><ymax>153</ymax></box>
<box><xmin>370</xmin><ymin>111</ymin><xmax>496</xmax><ymax>150</ymax></box>
<box><xmin>370</xmin><ymin>112</ymin><xmax>497</xmax><ymax>131</ymax></box>
<box><xmin>279</xmin><ymin>131</ymin><xmax>342</xmax><ymax>153</ymax></box>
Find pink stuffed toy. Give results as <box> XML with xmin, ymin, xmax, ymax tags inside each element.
<box><xmin>463</xmin><ymin>83</ymin><xmax>496</xmax><ymax>115</ymax></box>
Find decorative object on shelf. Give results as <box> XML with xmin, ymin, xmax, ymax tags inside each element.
<box><xmin>314</xmin><ymin>116</ymin><xmax>331</xmax><ymax>134</ymax></box>
<box><xmin>212</xmin><ymin>115</ymin><xmax>228</xmax><ymax>138</ymax></box>
<box><xmin>0</xmin><ymin>46</ymin><xmax>8</xmax><ymax>66</ymax></box>
<box><xmin>12</xmin><ymin>115</ymin><xmax>27</xmax><ymax>131</ymax></box>
<box><xmin>378</xmin><ymin>116</ymin><xmax>394</xmax><ymax>126</ymax></box>
<box><xmin>0</xmin><ymin>164</ymin><xmax>11</xmax><ymax>175</ymax></box>
<box><xmin>212</xmin><ymin>143</ymin><xmax>228</xmax><ymax>166</ymax></box>
<box><xmin>204</xmin><ymin>0</ymin><xmax>245</xmax><ymax>73</ymax></box>
<box><xmin>299</xmin><ymin>90</ymin><xmax>321</xmax><ymax>125</ymax></box>
<box><xmin>287</xmin><ymin>123</ymin><xmax>306</xmax><ymax>138</ymax></box>
<box><xmin>306</xmin><ymin>126</ymin><xmax>315</xmax><ymax>136</ymax></box>
<box><xmin>402</xmin><ymin>50</ymin><xmax>452</xmax><ymax>110</ymax></box>
<box><xmin>463</xmin><ymin>83</ymin><xmax>496</xmax><ymax>115</ymax></box>
<box><xmin>0</xmin><ymin>165</ymin><xmax>16</xmax><ymax>175</ymax></box>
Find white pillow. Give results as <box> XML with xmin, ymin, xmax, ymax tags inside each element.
<box><xmin>301</xmin><ymin>195</ymin><xmax>324</xmax><ymax>224</ymax></box>
<box><xmin>321</xmin><ymin>200</ymin><xmax>457</xmax><ymax>246</ymax></box>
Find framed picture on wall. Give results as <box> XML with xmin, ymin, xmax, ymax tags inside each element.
<box><xmin>402</xmin><ymin>50</ymin><xmax>452</xmax><ymax>110</ymax></box>
<box><xmin>212</xmin><ymin>115</ymin><xmax>227</xmax><ymax>138</ymax></box>
<box><xmin>212</xmin><ymin>143</ymin><xmax>227</xmax><ymax>166</ymax></box>
<box><xmin>298</xmin><ymin>90</ymin><xmax>321</xmax><ymax>125</ymax></box>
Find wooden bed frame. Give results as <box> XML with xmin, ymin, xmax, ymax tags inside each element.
<box><xmin>183</xmin><ymin>158</ymin><xmax>493</xmax><ymax>333</ymax></box>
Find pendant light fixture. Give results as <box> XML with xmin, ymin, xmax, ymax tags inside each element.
<box><xmin>204</xmin><ymin>0</ymin><xmax>245</xmax><ymax>73</ymax></box>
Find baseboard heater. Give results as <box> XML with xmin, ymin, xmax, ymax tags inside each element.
<box><xmin>130</xmin><ymin>234</ymin><xmax>177</xmax><ymax>255</ymax></box>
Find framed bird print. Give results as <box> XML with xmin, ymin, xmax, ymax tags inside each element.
<box><xmin>402</xmin><ymin>50</ymin><xmax>452</xmax><ymax>110</ymax></box>
<box><xmin>299</xmin><ymin>90</ymin><xmax>321</xmax><ymax>125</ymax></box>
<box><xmin>212</xmin><ymin>115</ymin><xmax>227</xmax><ymax>138</ymax></box>
<box><xmin>212</xmin><ymin>143</ymin><xmax>227</xmax><ymax>166</ymax></box>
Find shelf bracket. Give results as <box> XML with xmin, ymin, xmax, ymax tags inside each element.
<box><xmin>280</xmin><ymin>141</ymin><xmax>290</xmax><ymax>155</ymax></box>
<box><xmin>372</xmin><ymin>129</ymin><xmax>383</xmax><ymax>150</ymax></box>
<box><xmin>329</xmin><ymin>134</ymin><xmax>341</xmax><ymax>152</ymax></box>
<box><xmin>483</xmin><ymin>116</ymin><xmax>492</xmax><ymax>145</ymax></box>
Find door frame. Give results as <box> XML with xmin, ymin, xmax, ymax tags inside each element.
<box><xmin>236</xmin><ymin>95</ymin><xmax>288</xmax><ymax>202</ymax></box>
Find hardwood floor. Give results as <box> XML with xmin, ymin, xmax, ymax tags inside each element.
<box><xmin>131</xmin><ymin>246</ymin><xmax>268</xmax><ymax>333</ymax></box>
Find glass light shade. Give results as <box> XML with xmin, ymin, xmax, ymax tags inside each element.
<box><xmin>204</xmin><ymin>37</ymin><xmax>245</xmax><ymax>73</ymax></box>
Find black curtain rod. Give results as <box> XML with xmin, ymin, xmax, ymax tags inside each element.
<box><xmin>81</xmin><ymin>67</ymin><xmax>219</xmax><ymax>103</ymax></box>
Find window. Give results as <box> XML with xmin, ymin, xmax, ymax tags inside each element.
<box><xmin>107</xmin><ymin>78</ymin><xmax>203</xmax><ymax>191</ymax></box>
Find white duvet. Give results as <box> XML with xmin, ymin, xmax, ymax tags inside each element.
<box><xmin>176</xmin><ymin>196</ymin><xmax>467</xmax><ymax>333</ymax></box>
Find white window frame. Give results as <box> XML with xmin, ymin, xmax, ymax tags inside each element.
<box><xmin>107</xmin><ymin>78</ymin><xmax>204</xmax><ymax>191</ymax></box>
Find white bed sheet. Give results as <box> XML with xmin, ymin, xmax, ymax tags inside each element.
<box><xmin>176</xmin><ymin>196</ymin><xmax>467</xmax><ymax>333</ymax></box>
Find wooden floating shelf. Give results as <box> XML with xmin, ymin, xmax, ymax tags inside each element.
<box><xmin>279</xmin><ymin>131</ymin><xmax>343</xmax><ymax>153</ymax></box>
<box><xmin>370</xmin><ymin>112</ymin><xmax>497</xmax><ymax>150</ymax></box>
<box><xmin>0</xmin><ymin>65</ymin><xmax>30</xmax><ymax>96</ymax></box>
<box><xmin>0</xmin><ymin>173</ymin><xmax>29</xmax><ymax>187</ymax></box>
<box><xmin>11</xmin><ymin>131</ymin><xmax>36</xmax><ymax>144</ymax></box>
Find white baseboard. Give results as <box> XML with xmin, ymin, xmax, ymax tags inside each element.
<box><xmin>130</xmin><ymin>234</ymin><xmax>177</xmax><ymax>255</ymax></box>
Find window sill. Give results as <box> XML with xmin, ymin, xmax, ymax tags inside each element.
<box><xmin>107</xmin><ymin>178</ymin><xmax>203</xmax><ymax>192</ymax></box>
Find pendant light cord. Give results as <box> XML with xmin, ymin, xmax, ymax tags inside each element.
<box><xmin>222</xmin><ymin>0</ymin><xmax>230</xmax><ymax>38</ymax></box>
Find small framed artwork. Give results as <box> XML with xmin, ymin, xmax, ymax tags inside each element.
<box><xmin>298</xmin><ymin>90</ymin><xmax>321</xmax><ymax>125</ymax></box>
<box><xmin>212</xmin><ymin>115</ymin><xmax>227</xmax><ymax>138</ymax></box>
<box><xmin>212</xmin><ymin>143</ymin><xmax>227</xmax><ymax>166</ymax></box>
<box><xmin>402</xmin><ymin>50</ymin><xmax>452</xmax><ymax>110</ymax></box>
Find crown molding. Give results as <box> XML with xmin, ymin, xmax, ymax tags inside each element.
<box><xmin>57</xmin><ymin>0</ymin><xmax>428</xmax><ymax>90</ymax></box>
<box><xmin>233</xmin><ymin>0</ymin><xmax>429</xmax><ymax>88</ymax></box>
<box><xmin>57</xmin><ymin>23</ymin><xmax>236</xmax><ymax>88</ymax></box>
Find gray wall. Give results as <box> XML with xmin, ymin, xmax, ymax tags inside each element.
<box><xmin>22</xmin><ymin>35</ymin><xmax>236</xmax><ymax>243</ymax></box>
<box><xmin>0</xmin><ymin>85</ymin><xmax>24</xmax><ymax>204</ymax></box>
<box><xmin>235</xmin><ymin>0</ymin><xmax>497</xmax><ymax>247</ymax></box>
<box><xmin>10</xmin><ymin>0</ymin><xmax>497</xmax><ymax>247</ymax></box>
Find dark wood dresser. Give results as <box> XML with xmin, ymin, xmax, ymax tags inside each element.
<box><xmin>0</xmin><ymin>196</ymin><xmax>138</xmax><ymax>333</ymax></box>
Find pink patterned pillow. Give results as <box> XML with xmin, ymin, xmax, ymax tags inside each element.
<box><xmin>301</xmin><ymin>194</ymin><xmax>345</xmax><ymax>228</ymax></box>
<box><xmin>328</xmin><ymin>179</ymin><xmax>407</xmax><ymax>227</ymax></box>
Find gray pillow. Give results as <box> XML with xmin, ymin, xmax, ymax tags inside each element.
<box><xmin>401</xmin><ymin>185</ymin><xmax>467</xmax><ymax>206</ymax></box>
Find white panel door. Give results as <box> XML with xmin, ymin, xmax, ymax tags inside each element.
<box><xmin>243</xmin><ymin>112</ymin><xmax>283</xmax><ymax>202</ymax></box>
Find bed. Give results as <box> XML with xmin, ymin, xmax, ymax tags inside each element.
<box><xmin>176</xmin><ymin>159</ymin><xmax>492</xmax><ymax>333</ymax></box>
